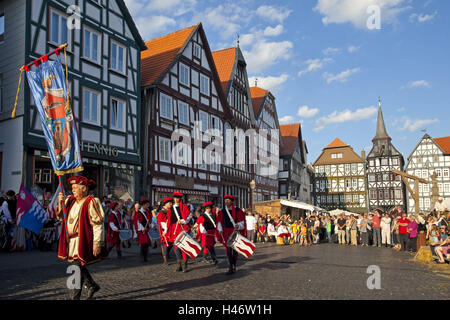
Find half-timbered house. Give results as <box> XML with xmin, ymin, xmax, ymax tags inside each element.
<box><xmin>366</xmin><ymin>100</ymin><xmax>406</xmax><ymax>211</ymax></box>
<box><xmin>141</xmin><ymin>24</ymin><xmax>233</xmax><ymax>207</ymax></box>
<box><xmin>212</xmin><ymin>46</ymin><xmax>256</xmax><ymax>208</ymax></box>
<box><xmin>313</xmin><ymin>138</ymin><xmax>368</xmax><ymax>213</ymax></box>
<box><xmin>278</xmin><ymin>124</ymin><xmax>311</xmax><ymax>203</ymax></box>
<box><xmin>250</xmin><ymin>86</ymin><xmax>281</xmax><ymax>202</ymax></box>
<box><xmin>0</xmin><ymin>0</ymin><xmax>146</xmax><ymax>199</ymax></box>
<box><xmin>405</xmin><ymin>134</ymin><xmax>450</xmax><ymax>214</ymax></box>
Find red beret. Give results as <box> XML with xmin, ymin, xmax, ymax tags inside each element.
<box><xmin>203</xmin><ymin>201</ymin><xmax>214</xmax><ymax>208</ymax></box>
<box><xmin>110</xmin><ymin>202</ymin><xmax>119</xmax><ymax>210</ymax></box>
<box><xmin>173</xmin><ymin>191</ymin><xmax>183</xmax><ymax>198</ymax></box>
<box><xmin>140</xmin><ymin>198</ymin><xmax>150</xmax><ymax>205</ymax></box>
<box><xmin>224</xmin><ymin>194</ymin><xmax>235</xmax><ymax>201</ymax></box>
<box><xmin>162</xmin><ymin>197</ymin><xmax>174</xmax><ymax>205</ymax></box>
<box><xmin>68</xmin><ymin>176</ymin><xmax>88</xmax><ymax>186</ymax></box>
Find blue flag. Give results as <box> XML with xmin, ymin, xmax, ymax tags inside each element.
<box><xmin>16</xmin><ymin>185</ymin><xmax>48</xmax><ymax>235</ymax></box>
<box><xmin>26</xmin><ymin>59</ymin><xmax>83</xmax><ymax>175</ymax></box>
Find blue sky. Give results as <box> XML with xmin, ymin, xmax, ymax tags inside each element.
<box><xmin>124</xmin><ymin>0</ymin><xmax>450</xmax><ymax>163</ymax></box>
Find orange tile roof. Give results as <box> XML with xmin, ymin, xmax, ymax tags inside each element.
<box><xmin>141</xmin><ymin>25</ymin><xmax>197</xmax><ymax>88</ymax></box>
<box><xmin>211</xmin><ymin>47</ymin><xmax>236</xmax><ymax>95</ymax></box>
<box><xmin>325</xmin><ymin>138</ymin><xmax>348</xmax><ymax>149</ymax></box>
<box><xmin>280</xmin><ymin>123</ymin><xmax>301</xmax><ymax>155</ymax></box>
<box><xmin>250</xmin><ymin>86</ymin><xmax>268</xmax><ymax>117</ymax></box>
<box><xmin>434</xmin><ymin>136</ymin><xmax>450</xmax><ymax>154</ymax></box>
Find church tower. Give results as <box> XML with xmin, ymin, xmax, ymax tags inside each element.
<box><xmin>366</xmin><ymin>98</ymin><xmax>406</xmax><ymax>211</ymax></box>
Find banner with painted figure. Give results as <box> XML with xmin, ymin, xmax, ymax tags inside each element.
<box><xmin>26</xmin><ymin>59</ymin><xmax>83</xmax><ymax>176</ymax></box>
<box><xmin>16</xmin><ymin>185</ymin><xmax>48</xmax><ymax>235</ymax></box>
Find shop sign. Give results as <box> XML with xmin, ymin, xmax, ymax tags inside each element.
<box><xmin>81</xmin><ymin>142</ymin><xmax>119</xmax><ymax>158</ymax></box>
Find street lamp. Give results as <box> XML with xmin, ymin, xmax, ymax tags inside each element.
<box><xmin>250</xmin><ymin>179</ymin><xmax>256</xmax><ymax>214</ymax></box>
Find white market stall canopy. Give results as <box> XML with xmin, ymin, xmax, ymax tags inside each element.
<box><xmin>280</xmin><ymin>200</ymin><xmax>323</xmax><ymax>212</ymax></box>
<box><xmin>328</xmin><ymin>209</ymin><xmax>359</xmax><ymax>216</ymax></box>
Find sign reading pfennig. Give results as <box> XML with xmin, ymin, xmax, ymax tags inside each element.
<box><xmin>81</xmin><ymin>142</ymin><xmax>119</xmax><ymax>158</ymax></box>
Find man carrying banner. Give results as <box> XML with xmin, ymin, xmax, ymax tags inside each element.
<box><xmin>136</xmin><ymin>199</ymin><xmax>152</xmax><ymax>262</ymax></box>
<box><xmin>217</xmin><ymin>195</ymin><xmax>246</xmax><ymax>275</ymax></box>
<box><xmin>106</xmin><ymin>202</ymin><xmax>122</xmax><ymax>259</ymax></box>
<box><xmin>157</xmin><ymin>197</ymin><xmax>174</xmax><ymax>266</ymax></box>
<box><xmin>167</xmin><ymin>192</ymin><xmax>192</xmax><ymax>272</ymax></box>
<box><xmin>57</xmin><ymin>176</ymin><xmax>105</xmax><ymax>300</ymax></box>
<box><xmin>196</xmin><ymin>202</ymin><xmax>219</xmax><ymax>265</ymax></box>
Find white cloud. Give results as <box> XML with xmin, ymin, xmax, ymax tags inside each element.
<box><xmin>256</xmin><ymin>5</ymin><xmax>292</xmax><ymax>23</ymax></box>
<box><xmin>397</xmin><ymin>107</ymin><xmax>406</xmax><ymax>112</ymax></box>
<box><xmin>279</xmin><ymin>116</ymin><xmax>295</xmax><ymax>124</ymax></box>
<box><xmin>135</xmin><ymin>15</ymin><xmax>177</xmax><ymax>40</ymax></box>
<box><xmin>409</xmin><ymin>11</ymin><xmax>437</xmax><ymax>23</ymax></box>
<box><xmin>323</xmin><ymin>47</ymin><xmax>341</xmax><ymax>55</ymax></box>
<box><xmin>145</xmin><ymin>0</ymin><xmax>197</xmax><ymax>16</ymax></box>
<box><xmin>400</xmin><ymin>117</ymin><xmax>439</xmax><ymax>132</ymax></box>
<box><xmin>298</xmin><ymin>58</ymin><xmax>333</xmax><ymax>77</ymax></box>
<box><xmin>263</xmin><ymin>25</ymin><xmax>284</xmax><ymax>37</ymax></box>
<box><xmin>407</xmin><ymin>80</ymin><xmax>431</xmax><ymax>88</ymax></box>
<box><xmin>313</xmin><ymin>0</ymin><xmax>409</xmax><ymax>29</ymax></box>
<box><xmin>323</xmin><ymin>68</ymin><xmax>360</xmax><ymax>84</ymax></box>
<box><xmin>297</xmin><ymin>106</ymin><xmax>320</xmax><ymax>118</ymax></box>
<box><xmin>248</xmin><ymin>74</ymin><xmax>289</xmax><ymax>93</ymax></box>
<box><xmin>314</xmin><ymin>106</ymin><xmax>377</xmax><ymax>131</ymax></box>
<box><xmin>243</xmin><ymin>40</ymin><xmax>293</xmax><ymax>73</ymax></box>
<box><xmin>348</xmin><ymin>45</ymin><xmax>360</xmax><ymax>53</ymax></box>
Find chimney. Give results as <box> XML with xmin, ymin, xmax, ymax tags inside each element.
<box><xmin>361</xmin><ymin>150</ymin><xmax>366</xmax><ymax>160</ymax></box>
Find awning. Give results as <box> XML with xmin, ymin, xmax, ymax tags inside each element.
<box><xmin>280</xmin><ymin>199</ymin><xmax>315</xmax><ymax>211</ymax></box>
<box><xmin>329</xmin><ymin>209</ymin><xmax>355</xmax><ymax>216</ymax></box>
<box><xmin>155</xmin><ymin>187</ymin><xmax>211</xmax><ymax>196</ymax></box>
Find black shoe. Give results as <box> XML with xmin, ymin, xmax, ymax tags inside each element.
<box><xmin>225</xmin><ymin>265</ymin><xmax>234</xmax><ymax>275</ymax></box>
<box><xmin>117</xmin><ymin>251</ymin><xmax>123</xmax><ymax>259</ymax></box>
<box><xmin>182</xmin><ymin>260</ymin><xmax>188</xmax><ymax>273</ymax></box>
<box><xmin>176</xmin><ymin>260</ymin><xmax>182</xmax><ymax>272</ymax></box>
<box><xmin>232</xmin><ymin>263</ymin><xmax>237</xmax><ymax>272</ymax></box>
<box><xmin>86</xmin><ymin>284</ymin><xmax>100</xmax><ymax>300</ymax></box>
<box><xmin>127</xmin><ymin>242</ymin><xmax>132</xmax><ymax>249</ymax></box>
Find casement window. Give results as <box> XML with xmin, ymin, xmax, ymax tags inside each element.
<box><xmin>193</xmin><ymin>43</ymin><xmax>201</xmax><ymax>59</ymax></box>
<box><xmin>110</xmin><ymin>97</ymin><xmax>126</xmax><ymax>131</ymax></box>
<box><xmin>83</xmin><ymin>26</ymin><xmax>101</xmax><ymax>63</ymax></box>
<box><xmin>0</xmin><ymin>12</ymin><xmax>5</xmax><ymax>42</ymax></box>
<box><xmin>345</xmin><ymin>164</ymin><xmax>350</xmax><ymax>174</ymax></box>
<box><xmin>179</xmin><ymin>63</ymin><xmax>190</xmax><ymax>86</ymax></box>
<box><xmin>200</xmin><ymin>74</ymin><xmax>210</xmax><ymax>96</ymax></box>
<box><xmin>369</xmin><ymin>174</ymin><xmax>376</xmax><ymax>182</ymax></box>
<box><xmin>395</xmin><ymin>189</ymin><xmax>402</xmax><ymax>199</ymax></box>
<box><xmin>82</xmin><ymin>87</ymin><xmax>100</xmax><ymax>125</ymax></box>
<box><xmin>199</xmin><ymin>110</ymin><xmax>208</xmax><ymax>132</ymax></box>
<box><xmin>370</xmin><ymin>190</ymin><xmax>377</xmax><ymax>200</ymax></box>
<box><xmin>159</xmin><ymin>137</ymin><xmax>171</xmax><ymax>163</ymax></box>
<box><xmin>160</xmin><ymin>93</ymin><xmax>173</xmax><ymax>120</ymax></box>
<box><xmin>444</xmin><ymin>169</ymin><xmax>449</xmax><ymax>178</ymax></box>
<box><xmin>111</xmin><ymin>41</ymin><xmax>126</xmax><ymax>73</ymax></box>
<box><xmin>178</xmin><ymin>101</ymin><xmax>189</xmax><ymax>125</ymax></box>
<box><xmin>50</xmin><ymin>9</ymin><xmax>70</xmax><ymax>47</ymax></box>
<box><xmin>392</xmin><ymin>158</ymin><xmax>399</xmax><ymax>165</ymax></box>
<box><xmin>381</xmin><ymin>158</ymin><xmax>388</xmax><ymax>166</ymax></box>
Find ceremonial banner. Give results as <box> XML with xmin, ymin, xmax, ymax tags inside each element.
<box><xmin>16</xmin><ymin>185</ymin><xmax>48</xmax><ymax>235</ymax></box>
<box><xmin>26</xmin><ymin>59</ymin><xmax>83</xmax><ymax>175</ymax></box>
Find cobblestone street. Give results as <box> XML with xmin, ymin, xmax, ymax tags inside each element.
<box><xmin>0</xmin><ymin>242</ymin><xmax>449</xmax><ymax>300</ymax></box>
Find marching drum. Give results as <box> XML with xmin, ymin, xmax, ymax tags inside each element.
<box><xmin>119</xmin><ymin>230</ymin><xmax>132</xmax><ymax>241</ymax></box>
<box><xmin>226</xmin><ymin>231</ymin><xmax>255</xmax><ymax>258</ymax></box>
<box><xmin>174</xmin><ymin>231</ymin><xmax>202</xmax><ymax>258</ymax></box>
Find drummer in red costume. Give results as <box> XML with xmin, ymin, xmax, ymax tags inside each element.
<box><xmin>217</xmin><ymin>195</ymin><xmax>246</xmax><ymax>275</ymax></box>
<box><xmin>135</xmin><ymin>199</ymin><xmax>153</xmax><ymax>262</ymax></box>
<box><xmin>106</xmin><ymin>202</ymin><xmax>122</xmax><ymax>259</ymax></box>
<box><xmin>156</xmin><ymin>197</ymin><xmax>174</xmax><ymax>265</ymax></box>
<box><xmin>56</xmin><ymin>176</ymin><xmax>106</xmax><ymax>300</ymax></box>
<box><xmin>166</xmin><ymin>192</ymin><xmax>192</xmax><ymax>272</ymax></box>
<box><xmin>196</xmin><ymin>202</ymin><xmax>219</xmax><ymax>265</ymax></box>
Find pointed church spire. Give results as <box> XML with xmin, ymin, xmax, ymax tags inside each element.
<box><xmin>374</xmin><ymin>97</ymin><xmax>390</xmax><ymax>140</ymax></box>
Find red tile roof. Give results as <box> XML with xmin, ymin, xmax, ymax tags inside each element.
<box><xmin>434</xmin><ymin>136</ymin><xmax>450</xmax><ymax>154</ymax></box>
<box><xmin>250</xmin><ymin>86</ymin><xmax>268</xmax><ymax>117</ymax></box>
<box><xmin>211</xmin><ymin>47</ymin><xmax>236</xmax><ymax>95</ymax></box>
<box><xmin>325</xmin><ymin>138</ymin><xmax>348</xmax><ymax>149</ymax></box>
<box><xmin>280</xmin><ymin>123</ymin><xmax>301</xmax><ymax>155</ymax></box>
<box><xmin>141</xmin><ymin>25</ymin><xmax>197</xmax><ymax>88</ymax></box>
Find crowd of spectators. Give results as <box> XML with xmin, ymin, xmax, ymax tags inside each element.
<box><xmin>247</xmin><ymin>207</ymin><xmax>450</xmax><ymax>265</ymax></box>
